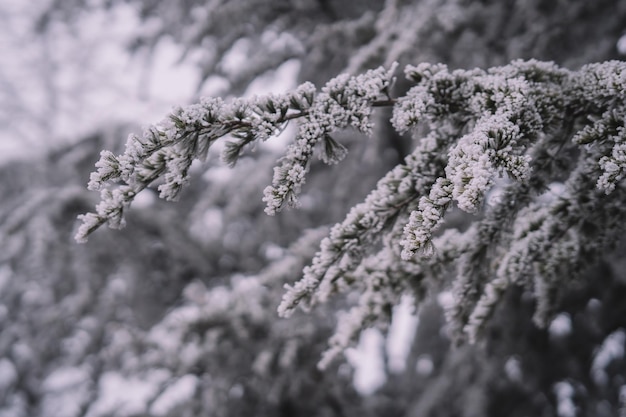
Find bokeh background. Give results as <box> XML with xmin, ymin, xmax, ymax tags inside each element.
<box><xmin>2</xmin><ymin>1</ymin><xmax>626</xmax><ymax>416</ymax></box>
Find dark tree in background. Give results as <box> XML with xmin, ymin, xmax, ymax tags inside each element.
<box><xmin>2</xmin><ymin>1</ymin><xmax>626</xmax><ymax>416</ymax></box>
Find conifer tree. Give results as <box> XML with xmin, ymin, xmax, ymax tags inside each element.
<box><xmin>3</xmin><ymin>1</ymin><xmax>626</xmax><ymax>416</ymax></box>
<box><xmin>77</xmin><ymin>56</ymin><xmax>626</xmax><ymax>365</ymax></box>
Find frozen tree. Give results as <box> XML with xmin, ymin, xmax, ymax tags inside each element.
<box><xmin>4</xmin><ymin>1</ymin><xmax>626</xmax><ymax>417</ymax></box>
<box><xmin>77</xmin><ymin>54</ymin><xmax>626</xmax><ymax>404</ymax></box>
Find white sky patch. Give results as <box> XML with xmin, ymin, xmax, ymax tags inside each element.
<box><xmin>346</xmin><ymin>328</ymin><xmax>387</xmax><ymax>396</ymax></box>
<box><xmin>386</xmin><ymin>295</ymin><xmax>419</xmax><ymax>374</ymax></box>
<box><xmin>244</xmin><ymin>59</ymin><xmax>301</xmax><ymax>97</ymax></box>
<box><xmin>0</xmin><ymin>2</ymin><xmax>201</xmax><ymax>163</ymax></box>
<box><xmin>199</xmin><ymin>75</ymin><xmax>230</xmax><ymax>97</ymax></box>
<box><xmin>141</xmin><ymin>37</ymin><xmax>200</xmax><ymax>104</ymax></box>
<box><xmin>220</xmin><ymin>38</ymin><xmax>251</xmax><ymax>76</ymax></box>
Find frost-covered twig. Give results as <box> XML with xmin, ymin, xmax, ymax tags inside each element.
<box><xmin>76</xmin><ymin>65</ymin><xmax>397</xmax><ymax>242</ymax></box>
<box><xmin>79</xmin><ymin>60</ymin><xmax>626</xmax><ymax>365</ymax></box>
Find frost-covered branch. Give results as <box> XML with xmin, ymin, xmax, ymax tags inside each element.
<box><xmin>79</xmin><ymin>59</ymin><xmax>626</xmax><ymax>367</ymax></box>
<box><xmin>75</xmin><ymin>65</ymin><xmax>397</xmax><ymax>242</ymax></box>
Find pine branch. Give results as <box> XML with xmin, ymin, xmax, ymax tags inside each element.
<box><xmin>77</xmin><ymin>59</ymin><xmax>626</xmax><ymax>369</ymax></box>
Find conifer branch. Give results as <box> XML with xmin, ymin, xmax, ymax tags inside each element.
<box><xmin>78</xmin><ymin>59</ymin><xmax>626</xmax><ymax>369</ymax></box>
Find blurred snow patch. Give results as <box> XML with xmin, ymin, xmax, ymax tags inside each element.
<box><xmin>132</xmin><ymin>189</ymin><xmax>156</xmax><ymax>209</ymax></box>
<box><xmin>538</xmin><ymin>182</ymin><xmax>566</xmax><ymax>203</ymax></box>
<box><xmin>263</xmin><ymin>242</ymin><xmax>285</xmax><ymax>261</ymax></box>
<box><xmin>618</xmin><ymin>34</ymin><xmax>626</xmax><ymax>55</ymax></box>
<box><xmin>592</xmin><ymin>329</ymin><xmax>625</xmax><ymax>386</ymax></box>
<box><xmin>150</xmin><ymin>375</ymin><xmax>199</xmax><ymax>416</ymax></box>
<box><xmin>0</xmin><ymin>358</ymin><xmax>17</xmax><ymax>392</ymax></box>
<box><xmin>437</xmin><ymin>291</ymin><xmax>455</xmax><ymax>310</ymax></box>
<box><xmin>203</xmin><ymin>165</ymin><xmax>234</xmax><ymax>184</ymax></box>
<box><xmin>0</xmin><ymin>265</ymin><xmax>12</xmax><ymax>295</ymax></box>
<box><xmin>554</xmin><ymin>381</ymin><xmax>577</xmax><ymax>417</ymax></box>
<box><xmin>41</xmin><ymin>366</ymin><xmax>91</xmax><ymax>417</ymax></box>
<box><xmin>202</xmin><ymin>208</ymin><xmax>224</xmax><ymax>233</ymax></box>
<box><xmin>549</xmin><ymin>313</ymin><xmax>572</xmax><ymax>338</ymax></box>
<box><xmin>245</xmin><ymin>59</ymin><xmax>301</xmax><ymax>97</ymax></box>
<box><xmin>386</xmin><ymin>296</ymin><xmax>419</xmax><ymax>373</ymax></box>
<box><xmin>146</xmin><ymin>37</ymin><xmax>199</xmax><ymax>103</ymax></box>
<box><xmin>346</xmin><ymin>328</ymin><xmax>387</xmax><ymax>395</ymax></box>
<box><xmin>504</xmin><ymin>356</ymin><xmax>522</xmax><ymax>382</ymax></box>
<box><xmin>87</xmin><ymin>370</ymin><xmax>170</xmax><ymax>417</ymax></box>
<box><xmin>620</xmin><ymin>385</ymin><xmax>626</xmax><ymax>416</ymax></box>
<box><xmin>220</xmin><ymin>38</ymin><xmax>251</xmax><ymax>76</ymax></box>
<box><xmin>416</xmin><ymin>355</ymin><xmax>434</xmax><ymax>377</ymax></box>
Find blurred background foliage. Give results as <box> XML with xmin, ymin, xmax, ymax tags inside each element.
<box><xmin>2</xmin><ymin>1</ymin><xmax>626</xmax><ymax>416</ymax></box>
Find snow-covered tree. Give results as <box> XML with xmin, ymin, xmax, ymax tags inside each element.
<box><xmin>3</xmin><ymin>1</ymin><xmax>626</xmax><ymax>416</ymax></box>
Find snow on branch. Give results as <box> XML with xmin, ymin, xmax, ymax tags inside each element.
<box><xmin>78</xmin><ymin>59</ymin><xmax>626</xmax><ymax>367</ymax></box>
<box><xmin>75</xmin><ymin>64</ymin><xmax>397</xmax><ymax>242</ymax></box>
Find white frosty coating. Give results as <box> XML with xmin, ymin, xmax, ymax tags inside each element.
<box><xmin>278</xmin><ymin>125</ymin><xmax>451</xmax><ymax>317</ymax></box>
<box><xmin>78</xmin><ymin>60</ymin><xmax>626</xmax><ymax>365</ymax></box>
<box><xmin>263</xmin><ymin>64</ymin><xmax>397</xmax><ymax>215</ymax></box>
<box><xmin>149</xmin><ymin>375</ymin><xmax>199</xmax><ymax>416</ymax></box>
<box><xmin>317</xmin><ymin>267</ymin><xmax>399</xmax><ymax>369</ymax></box>
<box><xmin>446</xmin><ymin>113</ymin><xmax>530</xmax><ymax>212</ymax></box>
<box><xmin>598</xmin><ymin>140</ymin><xmax>626</xmax><ymax>193</ymax></box>
<box><xmin>401</xmin><ymin>177</ymin><xmax>452</xmax><ymax>259</ymax></box>
<box><xmin>76</xmin><ymin>64</ymin><xmax>395</xmax><ymax>241</ymax></box>
<box><xmin>591</xmin><ymin>329</ymin><xmax>626</xmax><ymax>386</ymax></box>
